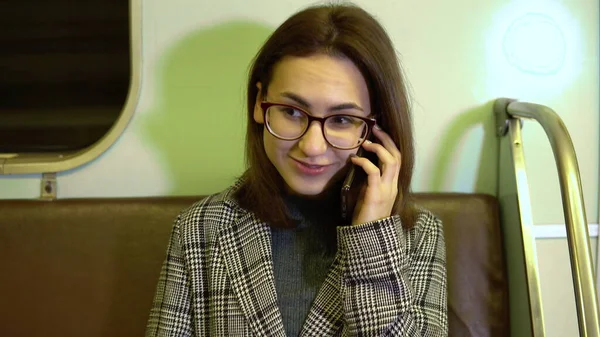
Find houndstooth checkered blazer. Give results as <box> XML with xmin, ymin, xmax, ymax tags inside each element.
<box><xmin>146</xmin><ymin>184</ymin><xmax>448</xmax><ymax>336</ymax></box>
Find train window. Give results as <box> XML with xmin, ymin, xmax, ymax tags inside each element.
<box><xmin>0</xmin><ymin>0</ymin><xmax>140</xmax><ymax>174</ymax></box>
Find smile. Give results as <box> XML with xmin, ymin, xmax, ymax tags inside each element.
<box><xmin>291</xmin><ymin>158</ymin><xmax>332</xmax><ymax>175</ymax></box>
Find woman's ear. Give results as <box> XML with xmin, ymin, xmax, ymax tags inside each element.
<box><xmin>253</xmin><ymin>82</ymin><xmax>264</xmax><ymax>124</ymax></box>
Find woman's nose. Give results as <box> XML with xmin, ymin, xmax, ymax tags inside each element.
<box><xmin>298</xmin><ymin>121</ymin><xmax>328</xmax><ymax>156</ymax></box>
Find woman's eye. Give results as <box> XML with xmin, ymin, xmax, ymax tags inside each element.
<box><xmin>330</xmin><ymin>116</ymin><xmax>352</xmax><ymax>124</ymax></box>
<box><xmin>281</xmin><ymin>107</ymin><xmax>303</xmax><ymax>117</ymax></box>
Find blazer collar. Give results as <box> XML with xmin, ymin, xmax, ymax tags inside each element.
<box><xmin>217</xmin><ymin>208</ymin><xmax>286</xmax><ymax>336</ymax></box>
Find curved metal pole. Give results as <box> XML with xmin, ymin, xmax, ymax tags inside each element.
<box><xmin>507</xmin><ymin>101</ymin><xmax>600</xmax><ymax>337</ymax></box>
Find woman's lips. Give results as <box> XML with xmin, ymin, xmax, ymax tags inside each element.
<box><xmin>292</xmin><ymin>158</ymin><xmax>331</xmax><ymax>175</ymax></box>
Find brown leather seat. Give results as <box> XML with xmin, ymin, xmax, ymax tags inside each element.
<box><xmin>0</xmin><ymin>193</ymin><xmax>508</xmax><ymax>336</ymax></box>
<box><xmin>415</xmin><ymin>193</ymin><xmax>508</xmax><ymax>337</ymax></box>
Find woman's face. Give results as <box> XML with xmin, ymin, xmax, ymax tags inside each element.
<box><xmin>253</xmin><ymin>54</ymin><xmax>371</xmax><ymax>197</ymax></box>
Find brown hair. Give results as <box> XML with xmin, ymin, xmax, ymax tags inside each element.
<box><xmin>234</xmin><ymin>3</ymin><xmax>417</xmax><ymax>228</ymax></box>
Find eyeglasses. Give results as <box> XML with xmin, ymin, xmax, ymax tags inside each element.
<box><xmin>261</xmin><ymin>102</ymin><xmax>376</xmax><ymax>150</ymax></box>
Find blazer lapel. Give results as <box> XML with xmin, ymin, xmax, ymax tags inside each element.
<box><xmin>218</xmin><ymin>210</ymin><xmax>286</xmax><ymax>337</ymax></box>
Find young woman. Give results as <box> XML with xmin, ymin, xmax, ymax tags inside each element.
<box><xmin>146</xmin><ymin>4</ymin><xmax>447</xmax><ymax>336</ymax></box>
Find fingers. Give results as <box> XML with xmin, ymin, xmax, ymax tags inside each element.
<box><xmin>350</xmin><ymin>155</ymin><xmax>381</xmax><ymax>187</ymax></box>
<box><xmin>361</xmin><ymin>141</ymin><xmax>398</xmax><ymax>184</ymax></box>
<box><xmin>359</xmin><ymin>126</ymin><xmax>401</xmax><ymax>184</ymax></box>
<box><xmin>372</xmin><ymin>126</ymin><xmax>401</xmax><ymax>161</ymax></box>
<box><xmin>348</xmin><ymin>126</ymin><xmax>400</xmax><ymax>225</ymax></box>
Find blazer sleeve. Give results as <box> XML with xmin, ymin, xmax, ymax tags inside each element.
<box><xmin>337</xmin><ymin>212</ymin><xmax>448</xmax><ymax>336</ymax></box>
<box><xmin>146</xmin><ymin>216</ymin><xmax>195</xmax><ymax>337</ymax></box>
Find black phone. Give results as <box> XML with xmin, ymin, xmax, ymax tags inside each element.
<box><xmin>340</xmin><ymin>130</ymin><xmax>382</xmax><ymax>223</ymax></box>
<box><xmin>341</xmin><ymin>148</ymin><xmax>363</xmax><ymax>222</ymax></box>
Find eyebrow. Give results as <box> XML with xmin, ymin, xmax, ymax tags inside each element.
<box><xmin>280</xmin><ymin>91</ymin><xmax>365</xmax><ymax>113</ymax></box>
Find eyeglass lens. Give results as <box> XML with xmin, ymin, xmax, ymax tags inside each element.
<box><xmin>265</xmin><ymin>105</ymin><xmax>368</xmax><ymax>149</ymax></box>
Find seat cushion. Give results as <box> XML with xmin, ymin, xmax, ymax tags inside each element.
<box><xmin>0</xmin><ymin>193</ymin><xmax>508</xmax><ymax>337</ymax></box>
<box><xmin>415</xmin><ymin>193</ymin><xmax>508</xmax><ymax>337</ymax></box>
<box><xmin>0</xmin><ymin>197</ymin><xmax>198</xmax><ymax>337</ymax></box>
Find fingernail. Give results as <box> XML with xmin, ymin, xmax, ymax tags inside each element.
<box><xmin>374</xmin><ymin>124</ymin><xmax>382</xmax><ymax>130</ymax></box>
<box><xmin>349</xmin><ymin>153</ymin><xmax>358</xmax><ymax>158</ymax></box>
<box><xmin>364</xmin><ymin>140</ymin><xmax>372</xmax><ymax>144</ymax></box>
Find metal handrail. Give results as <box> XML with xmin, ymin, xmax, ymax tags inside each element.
<box><xmin>496</xmin><ymin>114</ymin><xmax>546</xmax><ymax>336</ymax></box>
<box><xmin>501</xmin><ymin>99</ymin><xmax>600</xmax><ymax>337</ymax></box>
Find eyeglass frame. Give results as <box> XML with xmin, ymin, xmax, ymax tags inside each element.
<box><xmin>260</xmin><ymin>101</ymin><xmax>377</xmax><ymax>150</ymax></box>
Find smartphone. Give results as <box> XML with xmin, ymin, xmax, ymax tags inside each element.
<box><xmin>341</xmin><ymin>148</ymin><xmax>363</xmax><ymax>222</ymax></box>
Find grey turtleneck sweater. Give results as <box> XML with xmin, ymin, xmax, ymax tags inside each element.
<box><xmin>270</xmin><ymin>195</ymin><xmax>338</xmax><ymax>337</ymax></box>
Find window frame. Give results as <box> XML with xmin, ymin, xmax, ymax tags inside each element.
<box><xmin>0</xmin><ymin>0</ymin><xmax>142</xmax><ymax>175</ymax></box>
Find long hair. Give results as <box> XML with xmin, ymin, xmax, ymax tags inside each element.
<box><xmin>234</xmin><ymin>3</ymin><xmax>417</xmax><ymax>228</ymax></box>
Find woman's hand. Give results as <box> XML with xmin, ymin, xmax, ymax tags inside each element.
<box><xmin>349</xmin><ymin>126</ymin><xmax>402</xmax><ymax>226</ymax></box>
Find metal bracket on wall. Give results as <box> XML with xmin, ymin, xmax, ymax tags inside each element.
<box><xmin>494</xmin><ymin>97</ymin><xmax>523</xmax><ymax>136</ymax></box>
<box><xmin>41</xmin><ymin>172</ymin><xmax>57</xmax><ymax>200</ymax></box>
